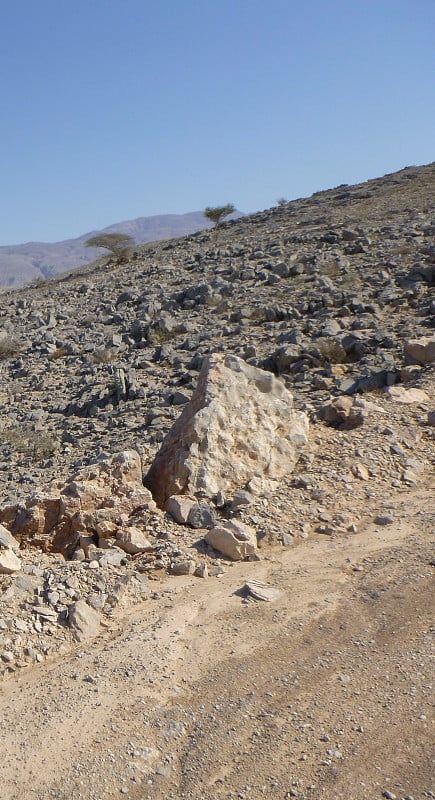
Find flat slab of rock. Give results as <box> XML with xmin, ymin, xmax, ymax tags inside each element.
<box><xmin>205</xmin><ymin>520</ymin><xmax>257</xmax><ymax>560</ymax></box>
<box><xmin>386</xmin><ymin>386</ymin><xmax>430</xmax><ymax>404</ymax></box>
<box><xmin>244</xmin><ymin>580</ymin><xmax>282</xmax><ymax>602</ymax></box>
<box><xmin>145</xmin><ymin>353</ymin><xmax>309</xmax><ymax>507</ymax></box>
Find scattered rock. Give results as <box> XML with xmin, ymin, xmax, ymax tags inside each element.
<box><xmin>386</xmin><ymin>386</ymin><xmax>430</xmax><ymax>404</ymax></box>
<box><xmin>187</xmin><ymin>502</ymin><xmax>217</xmax><ymax>529</ymax></box>
<box><xmin>167</xmin><ymin>495</ymin><xmax>196</xmax><ymax>524</ymax></box>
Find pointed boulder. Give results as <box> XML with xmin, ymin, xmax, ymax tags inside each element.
<box><xmin>145</xmin><ymin>353</ymin><xmax>308</xmax><ymax>508</ymax></box>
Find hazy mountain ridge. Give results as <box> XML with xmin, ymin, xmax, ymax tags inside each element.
<box><xmin>0</xmin><ymin>210</ymin><xmax>240</xmax><ymax>288</ymax></box>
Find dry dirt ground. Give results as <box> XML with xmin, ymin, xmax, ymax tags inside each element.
<box><xmin>0</xmin><ymin>479</ymin><xmax>433</xmax><ymax>800</ymax></box>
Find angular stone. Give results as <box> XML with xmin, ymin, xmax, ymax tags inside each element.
<box><xmin>68</xmin><ymin>600</ymin><xmax>100</xmax><ymax>641</ymax></box>
<box><xmin>145</xmin><ymin>353</ymin><xmax>309</xmax><ymax>507</ymax></box>
<box><xmin>205</xmin><ymin>520</ymin><xmax>257</xmax><ymax>560</ymax></box>
<box><xmin>0</xmin><ymin>524</ymin><xmax>20</xmax><ymax>552</ymax></box>
<box><xmin>167</xmin><ymin>495</ymin><xmax>196</xmax><ymax>525</ymax></box>
<box><xmin>116</xmin><ymin>527</ymin><xmax>154</xmax><ymax>555</ymax></box>
<box><xmin>404</xmin><ymin>336</ymin><xmax>435</xmax><ymax>365</ymax></box>
<box><xmin>187</xmin><ymin>502</ymin><xmax>217</xmax><ymax>529</ymax></box>
<box><xmin>0</xmin><ymin>549</ymin><xmax>21</xmax><ymax>574</ymax></box>
<box><xmin>352</xmin><ymin>463</ymin><xmax>370</xmax><ymax>480</ymax></box>
<box><xmin>244</xmin><ymin>580</ymin><xmax>281</xmax><ymax>602</ymax></box>
<box><xmin>169</xmin><ymin>557</ymin><xmax>196</xmax><ymax>575</ymax></box>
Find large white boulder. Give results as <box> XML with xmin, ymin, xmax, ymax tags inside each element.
<box><xmin>145</xmin><ymin>353</ymin><xmax>308</xmax><ymax>507</ymax></box>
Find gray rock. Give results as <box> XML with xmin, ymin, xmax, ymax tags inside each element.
<box><xmin>187</xmin><ymin>502</ymin><xmax>217</xmax><ymax>529</ymax></box>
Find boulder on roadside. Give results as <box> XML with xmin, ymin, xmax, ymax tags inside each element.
<box><xmin>205</xmin><ymin>520</ymin><xmax>257</xmax><ymax>561</ymax></box>
<box><xmin>145</xmin><ymin>353</ymin><xmax>309</xmax><ymax>508</ymax></box>
<box><xmin>68</xmin><ymin>600</ymin><xmax>100</xmax><ymax>642</ymax></box>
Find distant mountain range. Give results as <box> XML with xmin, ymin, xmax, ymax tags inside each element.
<box><xmin>0</xmin><ymin>211</ymin><xmax>241</xmax><ymax>289</ymax></box>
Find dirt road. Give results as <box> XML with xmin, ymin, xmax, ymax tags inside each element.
<box><xmin>1</xmin><ymin>484</ymin><xmax>433</xmax><ymax>800</ymax></box>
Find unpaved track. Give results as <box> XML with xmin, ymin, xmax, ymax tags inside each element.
<box><xmin>1</xmin><ymin>486</ymin><xmax>433</xmax><ymax>800</ymax></box>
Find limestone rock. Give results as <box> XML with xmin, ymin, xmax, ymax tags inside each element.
<box><xmin>169</xmin><ymin>557</ymin><xmax>196</xmax><ymax>575</ymax></box>
<box><xmin>145</xmin><ymin>353</ymin><xmax>309</xmax><ymax>507</ymax></box>
<box><xmin>0</xmin><ymin>524</ymin><xmax>20</xmax><ymax>553</ymax></box>
<box><xmin>0</xmin><ymin>450</ymin><xmax>158</xmax><ymax>557</ymax></box>
<box><xmin>68</xmin><ymin>600</ymin><xmax>100</xmax><ymax>641</ymax></box>
<box><xmin>244</xmin><ymin>580</ymin><xmax>282</xmax><ymax>602</ymax></box>
<box><xmin>404</xmin><ymin>336</ymin><xmax>435</xmax><ymax>365</ymax></box>
<box><xmin>116</xmin><ymin>527</ymin><xmax>154</xmax><ymax>555</ymax></box>
<box><xmin>167</xmin><ymin>495</ymin><xmax>196</xmax><ymax>524</ymax></box>
<box><xmin>0</xmin><ymin>549</ymin><xmax>21</xmax><ymax>574</ymax></box>
<box><xmin>205</xmin><ymin>520</ymin><xmax>257</xmax><ymax>560</ymax></box>
<box><xmin>386</xmin><ymin>386</ymin><xmax>430</xmax><ymax>404</ymax></box>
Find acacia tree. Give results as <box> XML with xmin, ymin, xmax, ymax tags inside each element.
<box><xmin>204</xmin><ymin>204</ymin><xmax>235</xmax><ymax>228</ymax></box>
<box><xmin>85</xmin><ymin>233</ymin><xmax>134</xmax><ymax>262</ymax></box>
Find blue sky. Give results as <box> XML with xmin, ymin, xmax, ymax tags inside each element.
<box><xmin>1</xmin><ymin>0</ymin><xmax>434</xmax><ymax>245</ymax></box>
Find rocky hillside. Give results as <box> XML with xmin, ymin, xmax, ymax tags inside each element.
<box><xmin>0</xmin><ymin>210</ymin><xmax>242</xmax><ymax>289</ymax></box>
<box><xmin>0</xmin><ymin>163</ymin><xmax>433</xmax><ymax>800</ymax></box>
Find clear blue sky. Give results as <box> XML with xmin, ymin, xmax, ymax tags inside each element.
<box><xmin>1</xmin><ymin>0</ymin><xmax>434</xmax><ymax>245</ymax></box>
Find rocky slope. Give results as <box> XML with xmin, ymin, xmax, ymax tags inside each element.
<box><xmin>0</xmin><ymin>163</ymin><xmax>433</xmax><ymax>800</ymax></box>
<box><xmin>0</xmin><ymin>210</ymin><xmax>242</xmax><ymax>289</ymax></box>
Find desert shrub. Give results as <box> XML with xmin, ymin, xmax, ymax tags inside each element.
<box><xmin>0</xmin><ymin>335</ymin><xmax>23</xmax><ymax>359</ymax></box>
<box><xmin>315</xmin><ymin>337</ymin><xmax>348</xmax><ymax>363</ymax></box>
<box><xmin>92</xmin><ymin>347</ymin><xmax>114</xmax><ymax>364</ymax></box>
<box><xmin>1</xmin><ymin>426</ymin><xmax>58</xmax><ymax>461</ymax></box>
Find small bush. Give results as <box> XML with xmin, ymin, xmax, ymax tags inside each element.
<box><xmin>0</xmin><ymin>335</ymin><xmax>23</xmax><ymax>359</ymax></box>
<box><xmin>1</xmin><ymin>426</ymin><xmax>58</xmax><ymax>462</ymax></box>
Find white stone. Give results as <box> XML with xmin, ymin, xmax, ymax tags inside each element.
<box><xmin>205</xmin><ymin>520</ymin><xmax>257</xmax><ymax>560</ymax></box>
<box><xmin>0</xmin><ymin>549</ymin><xmax>21</xmax><ymax>574</ymax></box>
<box><xmin>0</xmin><ymin>524</ymin><xmax>20</xmax><ymax>552</ymax></box>
<box><xmin>404</xmin><ymin>336</ymin><xmax>435</xmax><ymax>365</ymax></box>
<box><xmin>116</xmin><ymin>527</ymin><xmax>153</xmax><ymax>555</ymax></box>
<box><xmin>167</xmin><ymin>495</ymin><xmax>196</xmax><ymax>524</ymax></box>
<box><xmin>145</xmin><ymin>353</ymin><xmax>309</xmax><ymax>507</ymax></box>
<box><xmin>386</xmin><ymin>386</ymin><xmax>430</xmax><ymax>404</ymax></box>
<box><xmin>68</xmin><ymin>600</ymin><xmax>100</xmax><ymax>641</ymax></box>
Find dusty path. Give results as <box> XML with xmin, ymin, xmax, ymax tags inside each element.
<box><xmin>0</xmin><ymin>484</ymin><xmax>433</xmax><ymax>800</ymax></box>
